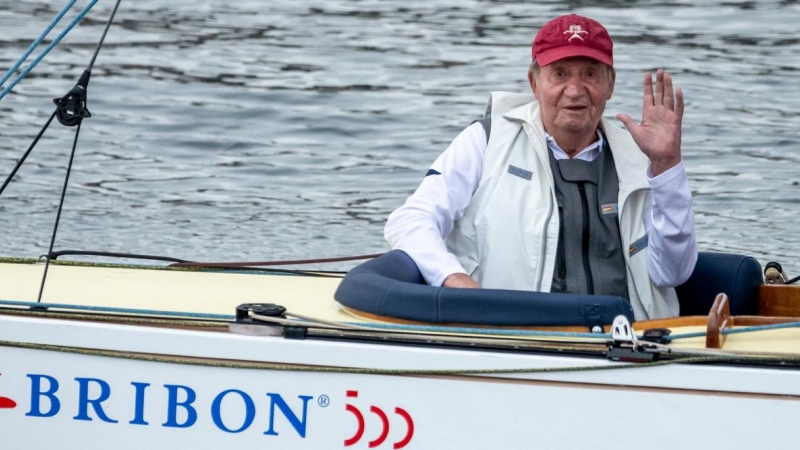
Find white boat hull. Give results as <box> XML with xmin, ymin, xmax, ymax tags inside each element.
<box><xmin>1</xmin><ymin>314</ymin><xmax>799</xmax><ymax>449</ymax></box>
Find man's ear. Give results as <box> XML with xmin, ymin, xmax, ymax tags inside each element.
<box><xmin>528</xmin><ymin>70</ymin><xmax>538</xmax><ymax>95</ymax></box>
<box><xmin>607</xmin><ymin>67</ymin><xmax>616</xmax><ymax>100</ymax></box>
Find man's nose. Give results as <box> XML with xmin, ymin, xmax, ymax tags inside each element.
<box><xmin>563</xmin><ymin>76</ymin><xmax>585</xmax><ymax>97</ymax></box>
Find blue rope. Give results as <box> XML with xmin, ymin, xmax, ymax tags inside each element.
<box><xmin>724</xmin><ymin>321</ymin><xmax>800</xmax><ymax>335</ymax></box>
<box><xmin>669</xmin><ymin>321</ymin><xmax>800</xmax><ymax>340</ymax></box>
<box><xmin>0</xmin><ymin>0</ymin><xmax>99</xmax><ymax>103</ymax></box>
<box><xmin>0</xmin><ymin>0</ymin><xmax>78</xmax><ymax>89</ymax></box>
<box><xmin>0</xmin><ymin>298</ymin><xmax>610</xmax><ymax>338</ymax></box>
<box><xmin>0</xmin><ymin>299</ymin><xmax>235</xmax><ymax>321</ymax></box>
<box><xmin>666</xmin><ymin>331</ymin><xmax>706</xmax><ymax>340</ymax></box>
<box><xmin>3</xmin><ymin>297</ymin><xmax>798</xmax><ymax>341</ymax></box>
<box><xmin>332</xmin><ymin>320</ymin><xmax>797</xmax><ymax>340</ymax></box>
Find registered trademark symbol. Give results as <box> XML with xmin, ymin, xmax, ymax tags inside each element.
<box><xmin>318</xmin><ymin>395</ymin><xmax>330</xmax><ymax>407</ymax></box>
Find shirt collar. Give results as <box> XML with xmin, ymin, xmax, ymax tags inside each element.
<box><xmin>545</xmin><ymin>130</ymin><xmax>604</xmax><ymax>162</ymax></box>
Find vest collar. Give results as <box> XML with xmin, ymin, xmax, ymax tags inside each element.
<box><xmin>495</xmin><ymin>92</ymin><xmax>651</xmax><ymax>194</ymax></box>
<box><xmin>598</xmin><ymin>117</ymin><xmax>651</xmax><ymax>194</ymax></box>
<box><xmin>501</xmin><ymin>98</ymin><xmax>538</xmax><ymax>126</ymax></box>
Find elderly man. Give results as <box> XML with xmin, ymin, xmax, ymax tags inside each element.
<box><xmin>384</xmin><ymin>14</ymin><xmax>697</xmax><ymax>320</ymax></box>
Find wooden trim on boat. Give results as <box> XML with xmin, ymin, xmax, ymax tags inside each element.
<box><xmin>635</xmin><ymin>316</ymin><xmax>709</xmax><ymax>329</ymax></box>
<box><xmin>732</xmin><ymin>316</ymin><xmax>800</xmax><ymax>326</ymax></box>
<box><xmin>344</xmin><ymin>306</ymin><xmax>718</xmax><ymax>333</ymax></box>
<box><xmin>759</xmin><ymin>284</ymin><xmax>800</xmax><ymax>317</ymax></box>
<box><xmin>342</xmin><ymin>307</ymin><xmax>609</xmax><ymax>332</ymax></box>
<box><xmin>3</xmin><ymin>303</ymin><xmax>799</xmax><ymax>344</ymax></box>
<box><xmin>343</xmin><ymin>306</ymin><xmax>800</xmax><ymax>334</ymax></box>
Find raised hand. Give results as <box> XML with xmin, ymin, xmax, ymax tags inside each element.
<box><xmin>616</xmin><ymin>69</ymin><xmax>684</xmax><ymax>176</ymax></box>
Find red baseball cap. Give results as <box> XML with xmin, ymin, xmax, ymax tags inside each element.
<box><xmin>532</xmin><ymin>14</ymin><xmax>613</xmax><ymax>66</ymax></box>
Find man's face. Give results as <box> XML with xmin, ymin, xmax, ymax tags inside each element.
<box><xmin>528</xmin><ymin>57</ymin><xmax>615</xmax><ymax>139</ymax></box>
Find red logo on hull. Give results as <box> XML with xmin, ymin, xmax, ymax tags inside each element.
<box><xmin>344</xmin><ymin>390</ymin><xmax>413</xmax><ymax>449</ymax></box>
<box><xmin>0</xmin><ymin>373</ymin><xmax>17</xmax><ymax>409</ymax></box>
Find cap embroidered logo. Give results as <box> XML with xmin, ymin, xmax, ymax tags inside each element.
<box><xmin>563</xmin><ymin>25</ymin><xmax>588</xmax><ymax>41</ymax></box>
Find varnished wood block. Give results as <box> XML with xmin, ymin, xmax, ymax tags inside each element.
<box><xmin>758</xmin><ymin>285</ymin><xmax>800</xmax><ymax>317</ymax></box>
<box><xmin>706</xmin><ymin>294</ymin><xmax>732</xmax><ymax>349</ymax></box>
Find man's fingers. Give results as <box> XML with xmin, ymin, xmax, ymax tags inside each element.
<box><xmin>664</xmin><ymin>72</ymin><xmax>675</xmax><ymax>110</ymax></box>
<box><xmin>655</xmin><ymin>69</ymin><xmax>664</xmax><ymax>106</ymax></box>
<box><xmin>675</xmin><ymin>87</ymin><xmax>685</xmax><ymax>120</ymax></box>
<box><xmin>642</xmin><ymin>72</ymin><xmax>654</xmax><ymax>107</ymax></box>
<box><xmin>615</xmin><ymin>113</ymin><xmax>638</xmax><ymax>132</ymax></box>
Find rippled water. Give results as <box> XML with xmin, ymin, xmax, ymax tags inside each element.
<box><xmin>1</xmin><ymin>0</ymin><xmax>799</xmax><ymax>276</ymax></box>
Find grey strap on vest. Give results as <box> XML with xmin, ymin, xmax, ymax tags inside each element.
<box><xmin>427</xmin><ymin>117</ymin><xmax>490</xmax><ymax>178</ymax></box>
<box><xmin>472</xmin><ymin>117</ymin><xmax>491</xmax><ymax>144</ymax></box>
<box><xmin>549</xmin><ymin>138</ymin><xmax>628</xmax><ymax>300</ymax></box>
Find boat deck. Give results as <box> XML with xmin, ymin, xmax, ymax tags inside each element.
<box><xmin>1</xmin><ymin>259</ymin><xmax>799</xmax><ymax>354</ymax></box>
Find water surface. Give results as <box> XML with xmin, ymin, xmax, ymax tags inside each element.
<box><xmin>1</xmin><ymin>0</ymin><xmax>799</xmax><ymax>277</ymax></box>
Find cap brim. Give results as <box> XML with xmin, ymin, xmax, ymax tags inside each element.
<box><xmin>536</xmin><ymin>46</ymin><xmax>613</xmax><ymax>66</ymax></box>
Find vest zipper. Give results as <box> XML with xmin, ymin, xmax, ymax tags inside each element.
<box><xmin>557</xmin><ymin>206</ymin><xmax>566</xmax><ymax>291</ymax></box>
<box><xmin>578</xmin><ymin>182</ymin><xmax>594</xmax><ymax>295</ymax></box>
<box><xmin>618</xmin><ymin>190</ymin><xmax>645</xmax><ymax>316</ymax></box>
<box><xmin>535</xmin><ymin>188</ymin><xmax>555</xmax><ymax>291</ymax></box>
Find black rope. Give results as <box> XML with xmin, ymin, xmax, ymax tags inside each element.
<box><xmin>89</xmin><ymin>0</ymin><xmax>121</xmax><ymax>68</ymax></box>
<box><xmin>42</xmin><ymin>250</ymin><xmax>346</xmax><ymax>277</ymax></box>
<box><xmin>787</xmin><ymin>275</ymin><xmax>800</xmax><ymax>285</ymax></box>
<box><xmin>37</xmin><ymin>122</ymin><xmax>82</xmax><ymax>302</ymax></box>
<box><xmin>0</xmin><ymin>2</ymin><xmax>122</xmax><ymax>197</ymax></box>
<box><xmin>0</xmin><ymin>111</ymin><xmax>58</xmax><ymax>198</ymax></box>
<box><xmin>49</xmin><ymin>249</ymin><xmax>189</xmax><ymax>264</ymax></box>
<box><xmin>35</xmin><ymin>0</ymin><xmax>123</xmax><ymax>302</ymax></box>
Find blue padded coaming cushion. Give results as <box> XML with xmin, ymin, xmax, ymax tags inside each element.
<box><xmin>675</xmin><ymin>252</ymin><xmax>763</xmax><ymax>316</ymax></box>
<box><xmin>334</xmin><ymin>250</ymin><xmax>635</xmax><ymax>328</ymax></box>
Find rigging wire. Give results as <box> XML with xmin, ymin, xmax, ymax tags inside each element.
<box><xmin>0</xmin><ymin>0</ymin><xmax>108</xmax><ymax>196</ymax></box>
<box><xmin>36</xmin><ymin>122</ymin><xmax>83</xmax><ymax>302</ymax></box>
<box><xmin>0</xmin><ymin>111</ymin><xmax>57</xmax><ymax>197</ymax></box>
<box><xmin>89</xmin><ymin>0</ymin><xmax>122</xmax><ymax>69</ymax></box>
<box><xmin>34</xmin><ymin>0</ymin><xmax>124</xmax><ymax>302</ymax></box>
<box><xmin>0</xmin><ymin>0</ymin><xmax>78</xmax><ymax>89</ymax></box>
<box><xmin>0</xmin><ymin>0</ymin><xmax>100</xmax><ymax>102</ymax></box>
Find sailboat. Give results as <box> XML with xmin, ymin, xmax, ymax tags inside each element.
<box><xmin>2</xmin><ymin>2</ymin><xmax>800</xmax><ymax>449</ymax></box>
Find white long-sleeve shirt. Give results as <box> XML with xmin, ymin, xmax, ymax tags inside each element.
<box><xmin>385</xmin><ymin>122</ymin><xmax>697</xmax><ymax>289</ymax></box>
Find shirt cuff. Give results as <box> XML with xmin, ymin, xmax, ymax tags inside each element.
<box><xmin>646</xmin><ymin>160</ymin><xmax>686</xmax><ymax>188</ymax></box>
<box><xmin>429</xmin><ymin>258</ymin><xmax>469</xmax><ymax>287</ymax></box>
